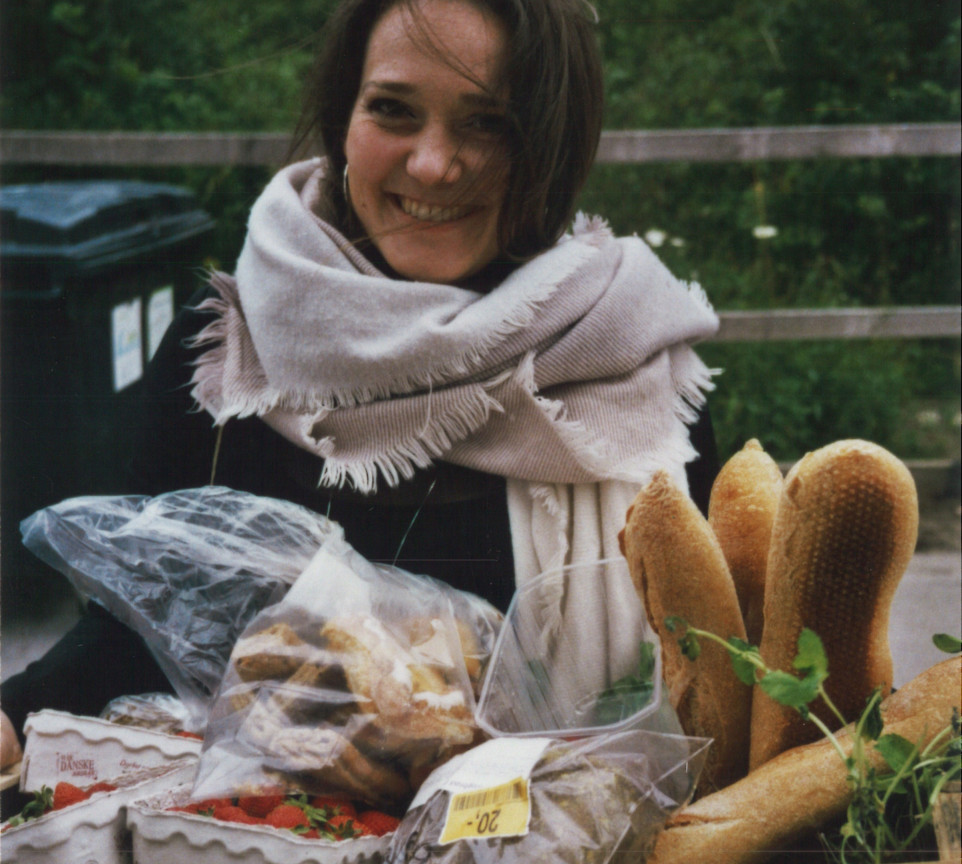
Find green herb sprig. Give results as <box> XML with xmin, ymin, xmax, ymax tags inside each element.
<box><xmin>593</xmin><ymin>641</ymin><xmax>657</xmax><ymax>726</ymax></box>
<box><xmin>665</xmin><ymin>618</ymin><xmax>962</xmax><ymax>864</ymax></box>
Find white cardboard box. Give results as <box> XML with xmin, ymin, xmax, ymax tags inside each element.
<box><xmin>127</xmin><ymin>785</ymin><xmax>390</xmax><ymax>864</ymax></box>
<box><xmin>1</xmin><ymin>759</ymin><xmax>197</xmax><ymax>864</ymax></box>
<box><xmin>20</xmin><ymin>709</ymin><xmax>202</xmax><ymax>792</ymax></box>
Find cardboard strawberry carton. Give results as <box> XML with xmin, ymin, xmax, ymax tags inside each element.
<box><xmin>127</xmin><ymin>784</ymin><xmax>394</xmax><ymax>864</ymax></box>
<box><xmin>19</xmin><ymin>709</ymin><xmax>202</xmax><ymax>792</ymax></box>
<box><xmin>1</xmin><ymin>759</ymin><xmax>196</xmax><ymax>864</ymax></box>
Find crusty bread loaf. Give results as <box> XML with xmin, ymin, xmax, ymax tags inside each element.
<box><xmin>620</xmin><ymin>471</ymin><xmax>751</xmax><ymax>794</ymax></box>
<box><xmin>648</xmin><ymin>655</ymin><xmax>961</xmax><ymax>864</ymax></box>
<box><xmin>708</xmin><ymin>439</ymin><xmax>784</xmax><ymax>646</ymax></box>
<box><xmin>750</xmin><ymin>439</ymin><xmax>919</xmax><ymax>769</ymax></box>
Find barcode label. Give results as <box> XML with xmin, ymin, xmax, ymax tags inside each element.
<box><xmin>452</xmin><ymin>778</ymin><xmax>527</xmax><ymax>811</ymax></box>
<box><xmin>440</xmin><ymin>778</ymin><xmax>531</xmax><ymax>844</ymax></box>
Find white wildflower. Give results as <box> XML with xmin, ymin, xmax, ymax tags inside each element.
<box><xmin>644</xmin><ymin>228</ymin><xmax>667</xmax><ymax>248</ymax></box>
<box><xmin>752</xmin><ymin>225</ymin><xmax>778</xmax><ymax>239</ymax></box>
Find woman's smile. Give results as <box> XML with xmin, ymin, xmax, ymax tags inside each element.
<box><xmin>396</xmin><ymin>195</ymin><xmax>474</xmax><ymax>224</ymax></box>
<box><xmin>344</xmin><ymin>0</ymin><xmax>510</xmax><ymax>284</ymax></box>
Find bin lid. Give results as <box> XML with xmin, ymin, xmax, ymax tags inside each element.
<box><xmin>0</xmin><ymin>180</ymin><xmax>216</xmax><ymax>280</ymax></box>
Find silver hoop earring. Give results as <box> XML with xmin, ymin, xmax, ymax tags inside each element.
<box><xmin>342</xmin><ymin>164</ymin><xmax>350</xmax><ymax>203</ymax></box>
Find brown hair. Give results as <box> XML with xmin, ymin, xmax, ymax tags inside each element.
<box><xmin>289</xmin><ymin>0</ymin><xmax>604</xmax><ymax>261</ymax></box>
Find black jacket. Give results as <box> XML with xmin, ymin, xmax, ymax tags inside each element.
<box><xmin>1</xmin><ymin>287</ymin><xmax>719</xmax><ymax>743</ymax></box>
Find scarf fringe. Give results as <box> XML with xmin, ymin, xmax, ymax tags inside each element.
<box><xmin>317</xmin><ymin>386</ymin><xmax>505</xmax><ymax>493</ymax></box>
<box><xmin>192</xmin><ymin>263</ymin><xmax>575</xmax><ymax>423</ymax></box>
<box><xmin>187</xmin><ymin>272</ymin><xmax>238</xmax><ymax>420</ymax></box>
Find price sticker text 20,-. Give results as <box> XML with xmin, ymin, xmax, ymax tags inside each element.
<box><xmin>439</xmin><ymin>777</ymin><xmax>531</xmax><ymax>844</ymax></box>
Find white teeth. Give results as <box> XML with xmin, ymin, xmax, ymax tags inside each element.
<box><xmin>399</xmin><ymin>196</ymin><xmax>467</xmax><ymax>223</ymax></box>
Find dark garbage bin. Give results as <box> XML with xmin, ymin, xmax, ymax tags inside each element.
<box><xmin>0</xmin><ymin>179</ymin><xmax>215</xmax><ymax>614</ymax></box>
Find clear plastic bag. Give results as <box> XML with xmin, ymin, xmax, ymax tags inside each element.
<box><xmin>100</xmin><ymin>693</ymin><xmax>196</xmax><ymax>736</ymax></box>
<box><xmin>191</xmin><ymin>540</ymin><xmax>504</xmax><ymax>810</ymax></box>
<box><xmin>385</xmin><ymin>729</ymin><xmax>710</xmax><ymax>864</ymax></box>
<box><xmin>476</xmin><ymin>558</ymin><xmax>680</xmax><ymax>740</ymax></box>
<box><xmin>20</xmin><ymin>486</ymin><xmax>344</xmax><ymax>726</ymax></box>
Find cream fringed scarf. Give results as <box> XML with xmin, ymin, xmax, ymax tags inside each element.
<box><xmin>191</xmin><ymin>158</ymin><xmax>719</xmax><ymax>682</ymax></box>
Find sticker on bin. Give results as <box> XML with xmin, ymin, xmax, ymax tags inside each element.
<box><xmin>147</xmin><ymin>285</ymin><xmax>174</xmax><ymax>359</ymax></box>
<box><xmin>111</xmin><ymin>296</ymin><xmax>143</xmax><ymax>391</ymax></box>
<box><xmin>410</xmin><ymin>736</ymin><xmax>551</xmax><ymax>844</ymax></box>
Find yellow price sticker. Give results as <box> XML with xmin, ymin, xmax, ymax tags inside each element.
<box><xmin>439</xmin><ymin>777</ymin><xmax>531</xmax><ymax>844</ymax></box>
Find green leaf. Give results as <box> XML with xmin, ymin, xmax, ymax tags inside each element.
<box><xmin>759</xmin><ymin>669</ymin><xmax>819</xmax><ymax>709</ymax></box>
<box><xmin>859</xmin><ymin>690</ymin><xmax>884</xmax><ymax>741</ymax></box>
<box><xmin>874</xmin><ymin>733</ymin><xmax>917</xmax><ymax>773</ymax></box>
<box><xmin>637</xmin><ymin>640</ymin><xmax>657</xmax><ymax>680</ymax></box>
<box><xmin>932</xmin><ymin>633</ymin><xmax>962</xmax><ymax>654</ymax></box>
<box><xmin>679</xmin><ymin>630</ymin><xmax>701</xmax><ymax>661</ymax></box>
<box><xmin>726</xmin><ymin>637</ymin><xmax>760</xmax><ymax>686</ymax></box>
<box><xmin>792</xmin><ymin>628</ymin><xmax>829</xmax><ymax>683</ymax></box>
<box><xmin>593</xmin><ymin>640</ymin><xmax>657</xmax><ymax>725</ymax></box>
<box><xmin>664</xmin><ymin>616</ymin><xmax>686</xmax><ymax>633</ymax></box>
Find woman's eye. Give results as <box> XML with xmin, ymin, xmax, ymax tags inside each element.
<box><xmin>367</xmin><ymin>98</ymin><xmax>414</xmax><ymax>121</ymax></box>
<box><xmin>464</xmin><ymin>113</ymin><xmax>510</xmax><ymax>138</ymax></box>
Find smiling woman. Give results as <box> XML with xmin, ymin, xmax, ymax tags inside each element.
<box><xmin>1</xmin><ymin>0</ymin><xmax>722</xmax><ymax>766</ymax></box>
<box><xmin>343</xmin><ymin>0</ymin><xmax>510</xmax><ymax>283</ymax></box>
<box><xmin>295</xmin><ymin>0</ymin><xmax>606</xmax><ymax>267</ymax></box>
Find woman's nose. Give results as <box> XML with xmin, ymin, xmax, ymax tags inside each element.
<box><xmin>406</xmin><ymin>124</ymin><xmax>464</xmax><ymax>186</ymax></box>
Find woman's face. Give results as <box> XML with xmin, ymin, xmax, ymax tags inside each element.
<box><xmin>344</xmin><ymin>0</ymin><xmax>510</xmax><ymax>284</ymax></box>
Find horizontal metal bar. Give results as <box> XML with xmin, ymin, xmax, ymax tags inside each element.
<box><xmin>714</xmin><ymin>306</ymin><xmax>961</xmax><ymax>342</ymax></box>
<box><xmin>2</xmin><ymin>123</ymin><xmax>959</xmax><ymax>166</ymax></box>
<box><xmin>596</xmin><ymin>123</ymin><xmax>961</xmax><ymax>163</ymax></box>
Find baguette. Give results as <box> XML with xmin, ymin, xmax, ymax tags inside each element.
<box><xmin>647</xmin><ymin>655</ymin><xmax>961</xmax><ymax>864</ymax></box>
<box><xmin>620</xmin><ymin>471</ymin><xmax>751</xmax><ymax>794</ymax></box>
<box><xmin>751</xmin><ymin>440</ymin><xmax>918</xmax><ymax>768</ymax></box>
<box><xmin>708</xmin><ymin>439</ymin><xmax>784</xmax><ymax>646</ymax></box>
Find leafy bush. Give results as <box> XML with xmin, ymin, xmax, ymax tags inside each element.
<box><xmin>1</xmin><ymin>0</ymin><xmax>958</xmax><ymax>461</ymax></box>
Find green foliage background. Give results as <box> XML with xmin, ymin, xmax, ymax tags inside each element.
<box><xmin>2</xmin><ymin>0</ymin><xmax>959</xmax><ymax>463</ymax></box>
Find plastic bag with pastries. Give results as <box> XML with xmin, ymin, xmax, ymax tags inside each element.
<box><xmin>385</xmin><ymin>729</ymin><xmax>710</xmax><ymax>864</ymax></box>
<box><xmin>191</xmin><ymin>538</ymin><xmax>503</xmax><ymax>811</ymax></box>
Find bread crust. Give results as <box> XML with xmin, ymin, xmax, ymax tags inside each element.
<box><xmin>708</xmin><ymin>439</ymin><xmax>784</xmax><ymax>646</ymax></box>
<box><xmin>648</xmin><ymin>656</ymin><xmax>961</xmax><ymax>864</ymax></box>
<box><xmin>751</xmin><ymin>440</ymin><xmax>918</xmax><ymax>768</ymax></box>
<box><xmin>620</xmin><ymin>470</ymin><xmax>751</xmax><ymax>794</ymax></box>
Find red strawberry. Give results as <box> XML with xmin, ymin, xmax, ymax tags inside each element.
<box><xmin>357</xmin><ymin>810</ymin><xmax>401</xmax><ymax>836</ymax></box>
<box><xmin>184</xmin><ymin>797</ymin><xmax>234</xmax><ymax>815</ymax></box>
<box><xmin>213</xmin><ymin>805</ymin><xmax>264</xmax><ymax>825</ymax></box>
<box><xmin>238</xmin><ymin>794</ymin><xmax>285</xmax><ymax>819</ymax></box>
<box><xmin>326</xmin><ymin>813</ymin><xmax>363</xmax><ymax>838</ymax></box>
<box><xmin>308</xmin><ymin>795</ymin><xmax>357</xmax><ymax>818</ymax></box>
<box><xmin>265</xmin><ymin>804</ymin><xmax>310</xmax><ymax>831</ymax></box>
<box><xmin>52</xmin><ymin>781</ymin><xmax>90</xmax><ymax>810</ymax></box>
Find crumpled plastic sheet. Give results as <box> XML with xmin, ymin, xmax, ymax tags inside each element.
<box><xmin>20</xmin><ymin>486</ymin><xmax>343</xmax><ymax>726</ymax></box>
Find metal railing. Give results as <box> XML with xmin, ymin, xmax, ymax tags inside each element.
<box><xmin>2</xmin><ymin>123</ymin><xmax>960</xmax><ymax>342</ymax></box>
<box><xmin>2</xmin><ymin>122</ymin><xmax>959</xmax><ymax>165</ymax></box>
